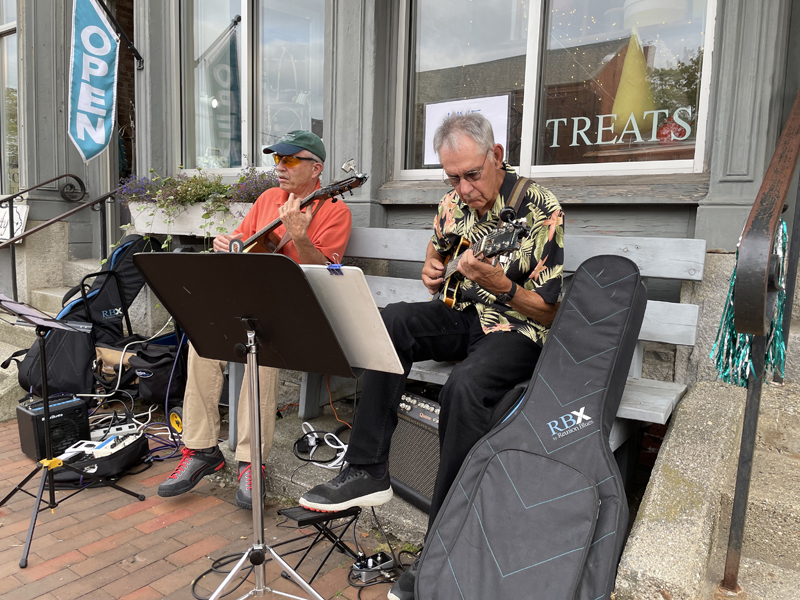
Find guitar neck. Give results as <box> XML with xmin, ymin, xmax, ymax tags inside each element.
<box><xmin>240</xmin><ymin>190</ymin><xmax>320</xmax><ymax>248</ymax></box>
<box><xmin>444</xmin><ymin>236</ymin><xmax>488</xmax><ymax>279</ymax></box>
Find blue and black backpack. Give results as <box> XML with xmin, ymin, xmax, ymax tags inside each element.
<box><xmin>3</xmin><ymin>234</ymin><xmax>159</xmax><ymax>396</ymax></box>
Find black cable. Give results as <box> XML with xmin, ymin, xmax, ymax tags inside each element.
<box><xmin>371</xmin><ymin>506</ymin><xmax>400</xmax><ymax>572</ymax></box>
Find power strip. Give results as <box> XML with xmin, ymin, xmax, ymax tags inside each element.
<box><xmin>90</xmin><ymin>423</ymin><xmax>138</xmax><ymax>441</ymax></box>
<box><xmin>92</xmin><ymin>433</ymin><xmax>142</xmax><ymax>457</ymax></box>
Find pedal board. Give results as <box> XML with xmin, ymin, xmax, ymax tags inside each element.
<box><xmin>59</xmin><ymin>432</ymin><xmax>143</xmax><ymax>461</ymax></box>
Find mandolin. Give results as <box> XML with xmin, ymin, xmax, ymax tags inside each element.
<box><xmin>229</xmin><ymin>159</ymin><xmax>368</xmax><ymax>253</ymax></box>
<box><xmin>437</xmin><ymin>209</ymin><xmax>530</xmax><ymax>307</ymax></box>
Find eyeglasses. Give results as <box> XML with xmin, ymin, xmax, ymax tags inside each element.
<box><xmin>442</xmin><ymin>151</ymin><xmax>491</xmax><ymax>187</ymax></box>
<box><xmin>272</xmin><ymin>154</ymin><xmax>318</xmax><ymax>168</ymax></box>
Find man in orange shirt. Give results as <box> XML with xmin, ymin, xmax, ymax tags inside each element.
<box><xmin>158</xmin><ymin>131</ymin><xmax>352</xmax><ymax>509</ymax></box>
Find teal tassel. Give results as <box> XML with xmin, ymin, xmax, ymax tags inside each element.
<box><xmin>710</xmin><ymin>220</ymin><xmax>787</xmax><ymax>387</ymax></box>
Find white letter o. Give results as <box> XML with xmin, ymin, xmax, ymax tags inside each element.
<box><xmin>81</xmin><ymin>26</ymin><xmax>111</xmax><ymax>56</ymax></box>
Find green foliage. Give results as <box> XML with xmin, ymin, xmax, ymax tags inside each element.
<box><xmin>649</xmin><ymin>48</ymin><xmax>703</xmax><ymax>119</ymax></box>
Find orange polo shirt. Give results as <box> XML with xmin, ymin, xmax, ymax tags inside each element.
<box><xmin>233</xmin><ymin>182</ymin><xmax>352</xmax><ymax>263</ymax></box>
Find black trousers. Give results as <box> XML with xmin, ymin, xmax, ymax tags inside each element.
<box><xmin>344</xmin><ymin>301</ymin><xmax>542</xmax><ymax>532</ymax></box>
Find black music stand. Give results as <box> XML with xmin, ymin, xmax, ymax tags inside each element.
<box><xmin>134</xmin><ymin>253</ymin><xmax>386</xmax><ymax>600</ymax></box>
<box><xmin>0</xmin><ymin>296</ymin><xmax>145</xmax><ymax>568</ymax></box>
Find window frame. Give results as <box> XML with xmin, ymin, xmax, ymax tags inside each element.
<box><xmin>0</xmin><ymin>18</ymin><xmax>17</xmax><ymax>194</ymax></box>
<box><xmin>394</xmin><ymin>0</ymin><xmax>719</xmax><ymax>181</ymax></box>
<box><xmin>179</xmin><ymin>0</ymin><xmax>252</xmax><ymax>178</ymax></box>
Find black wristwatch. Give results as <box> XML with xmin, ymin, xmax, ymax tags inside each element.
<box><xmin>495</xmin><ymin>281</ymin><xmax>517</xmax><ymax>304</ymax></box>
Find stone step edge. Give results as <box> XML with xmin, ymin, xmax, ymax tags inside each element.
<box><xmin>615</xmin><ymin>381</ymin><xmax>747</xmax><ymax>600</ymax></box>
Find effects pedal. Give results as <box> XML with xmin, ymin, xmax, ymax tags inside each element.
<box><xmin>351</xmin><ymin>551</ymin><xmax>395</xmax><ymax>583</ymax></box>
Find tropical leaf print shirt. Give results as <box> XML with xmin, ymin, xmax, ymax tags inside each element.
<box><xmin>431</xmin><ymin>163</ymin><xmax>564</xmax><ymax>346</ymax></box>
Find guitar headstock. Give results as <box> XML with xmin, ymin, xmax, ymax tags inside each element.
<box><xmin>478</xmin><ymin>222</ymin><xmax>529</xmax><ymax>260</ymax></box>
<box><xmin>310</xmin><ymin>160</ymin><xmax>369</xmax><ymax>203</ymax></box>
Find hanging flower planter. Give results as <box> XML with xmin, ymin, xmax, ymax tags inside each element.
<box><xmin>127</xmin><ymin>200</ymin><xmax>253</xmax><ymax>237</ymax></box>
<box><xmin>117</xmin><ymin>167</ymin><xmax>278</xmax><ymax>244</ymax></box>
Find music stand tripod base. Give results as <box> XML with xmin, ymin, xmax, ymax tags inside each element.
<box><xmin>209</xmin><ymin>327</ymin><xmax>324</xmax><ymax>600</ymax></box>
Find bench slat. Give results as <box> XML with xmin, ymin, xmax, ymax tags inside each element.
<box><xmin>564</xmin><ymin>235</ymin><xmax>706</xmax><ymax>281</ymax></box>
<box><xmin>365</xmin><ymin>276</ymin><xmax>698</xmax><ymax>346</ymax></box>
<box><xmin>408</xmin><ymin>360</ymin><xmax>685</xmax><ymax>425</ymax></box>
<box><xmin>347</xmin><ymin>228</ymin><xmax>706</xmax><ymax>281</ymax></box>
<box><xmin>346</xmin><ymin>228</ymin><xmax>434</xmax><ymax>262</ymax></box>
<box><xmin>616</xmin><ymin>378</ymin><xmax>688</xmax><ymax>423</ymax></box>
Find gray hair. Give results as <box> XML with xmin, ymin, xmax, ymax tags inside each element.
<box><xmin>433</xmin><ymin>112</ymin><xmax>496</xmax><ymax>156</ymax></box>
<box><xmin>299</xmin><ymin>149</ymin><xmax>324</xmax><ymax>172</ymax></box>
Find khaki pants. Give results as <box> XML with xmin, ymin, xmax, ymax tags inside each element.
<box><xmin>181</xmin><ymin>343</ymin><xmax>279</xmax><ymax>463</ymax></box>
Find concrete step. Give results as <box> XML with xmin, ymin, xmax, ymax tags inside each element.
<box><xmin>757</xmin><ymin>383</ymin><xmax>800</xmax><ymax>458</ymax></box>
<box><xmin>704</xmin><ymin>557</ymin><xmax>800</xmax><ymax>600</ymax></box>
<box><xmin>29</xmin><ymin>287</ymin><xmax>79</xmax><ymax>316</ymax></box>
<box><xmin>720</xmin><ymin>449</ymin><xmax>800</xmax><ymax>571</ymax></box>
<box><xmin>0</xmin><ymin>318</ymin><xmax>36</xmax><ymax>349</ymax></box>
<box><xmin>729</xmin><ymin>558</ymin><xmax>800</xmax><ymax>600</ymax></box>
<box><xmin>62</xmin><ymin>258</ymin><xmax>103</xmax><ymax>288</ymax></box>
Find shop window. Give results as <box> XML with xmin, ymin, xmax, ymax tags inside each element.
<box><xmin>180</xmin><ymin>0</ymin><xmax>326</xmax><ymax>171</ymax></box>
<box><xmin>401</xmin><ymin>0</ymin><xmax>713</xmax><ymax>176</ymax></box>
<box><xmin>538</xmin><ymin>0</ymin><xmax>706</xmax><ymax>167</ymax></box>
<box><xmin>405</xmin><ymin>0</ymin><xmax>531</xmax><ymax>170</ymax></box>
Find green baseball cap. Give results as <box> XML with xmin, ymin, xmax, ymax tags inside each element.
<box><xmin>263</xmin><ymin>130</ymin><xmax>326</xmax><ymax>162</ymax></box>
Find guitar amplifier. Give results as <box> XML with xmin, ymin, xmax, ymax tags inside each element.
<box><xmin>17</xmin><ymin>396</ymin><xmax>90</xmax><ymax>461</ymax></box>
<box><xmin>388</xmin><ymin>391</ymin><xmax>441</xmax><ymax>514</ymax></box>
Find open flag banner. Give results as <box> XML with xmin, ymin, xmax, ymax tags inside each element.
<box><xmin>68</xmin><ymin>0</ymin><xmax>120</xmax><ymax>162</ymax></box>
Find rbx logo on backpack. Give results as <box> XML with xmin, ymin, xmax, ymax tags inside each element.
<box><xmin>101</xmin><ymin>307</ymin><xmax>123</xmax><ymax>319</ymax></box>
<box><xmin>547</xmin><ymin>406</ymin><xmax>593</xmax><ymax>438</ymax></box>
<box><xmin>135</xmin><ymin>369</ymin><xmax>153</xmax><ymax>378</ymax></box>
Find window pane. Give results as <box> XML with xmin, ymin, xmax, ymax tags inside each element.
<box><xmin>406</xmin><ymin>0</ymin><xmax>531</xmax><ymax>169</ymax></box>
<box><xmin>2</xmin><ymin>33</ymin><xmax>17</xmax><ymax>194</ymax></box>
<box><xmin>181</xmin><ymin>1</ymin><xmax>244</xmax><ymax>169</ymax></box>
<box><xmin>257</xmin><ymin>1</ymin><xmax>325</xmax><ymax>167</ymax></box>
<box><xmin>0</xmin><ymin>0</ymin><xmax>15</xmax><ymax>26</ymax></box>
<box><xmin>537</xmin><ymin>0</ymin><xmax>706</xmax><ymax>166</ymax></box>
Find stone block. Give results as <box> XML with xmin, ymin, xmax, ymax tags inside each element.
<box><xmin>615</xmin><ymin>381</ymin><xmax>746</xmax><ymax>600</ymax></box>
<box><xmin>15</xmin><ymin>220</ymin><xmax>69</xmax><ymax>303</ymax></box>
<box><xmin>675</xmin><ymin>253</ymin><xmax>736</xmax><ymax>387</ymax></box>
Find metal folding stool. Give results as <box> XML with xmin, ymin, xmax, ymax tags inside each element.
<box><xmin>274</xmin><ymin>505</ymin><xmax>361</xmax><ymax>583</ymax></box>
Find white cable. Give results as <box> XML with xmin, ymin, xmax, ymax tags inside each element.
<box><xmin>301</xmin><ymin>421</ymin><xmax>348</xmax><ymax>470</ymax></box>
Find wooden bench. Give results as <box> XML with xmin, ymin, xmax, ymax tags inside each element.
<box><xmin>299</xmin><ymin>227</ymin><xmax>707</xmax><ymax>451</ymax></box>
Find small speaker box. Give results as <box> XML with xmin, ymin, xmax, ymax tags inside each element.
<box><xmin>16</xmin><ymin>396</ymin><xmax>90</xmax><ymax>461</ymax></box>
<box><xmin>388</xmin><ymin>391</ymin><xmax>441</xmax><ymax>514</ymax></box>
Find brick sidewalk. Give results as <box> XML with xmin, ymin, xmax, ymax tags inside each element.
<box><xmin>0</xmin><ymin>420</ymin><xmax>391</xmax><ymax>600</ymax></box>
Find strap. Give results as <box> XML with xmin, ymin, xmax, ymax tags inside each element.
<box><xmin>1</xmin><ymin>348</ymin><xmax>27</xmax><ymax>370</ymax></box>
<box><xmin>507</xmin><ymin>176</ymin><xmax>534</xmax><ymax>215</ymax></box>
<box><xmin>274</xmin><ymin>198</ymin><xmax>329</xmax><ymax>255</ymax></box>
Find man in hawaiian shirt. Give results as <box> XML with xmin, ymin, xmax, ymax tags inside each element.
<box><xmin>300</xmin><ymin>113</ymin><xmax>563</xmax><ymax>599</ymax></box>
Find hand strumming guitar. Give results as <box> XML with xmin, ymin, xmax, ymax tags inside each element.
<box><xmin>422</xmin><ymin>242</ymin><xmax>446</xmax><ymax>295</ymax></box>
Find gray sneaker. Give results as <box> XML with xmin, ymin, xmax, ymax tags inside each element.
<box><xmin>235</xmin><ymin>462</ymin><xmax>266</xmax><ymax>510</ymax></box>
<box><xmin>158</xmin><ymin>446</ymin><xmax>224</xmax><ymax>497</ymax></box>
<box><xmin>299</xmin><ymin>464</ymin><xmax>393</xmax><ymax>512</ymax></box>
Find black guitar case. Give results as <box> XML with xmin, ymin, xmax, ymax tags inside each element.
<box><xmin>417</xmin><ymin>255</ymin><xmax>647</xmax><ymax>600</ymax></box>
